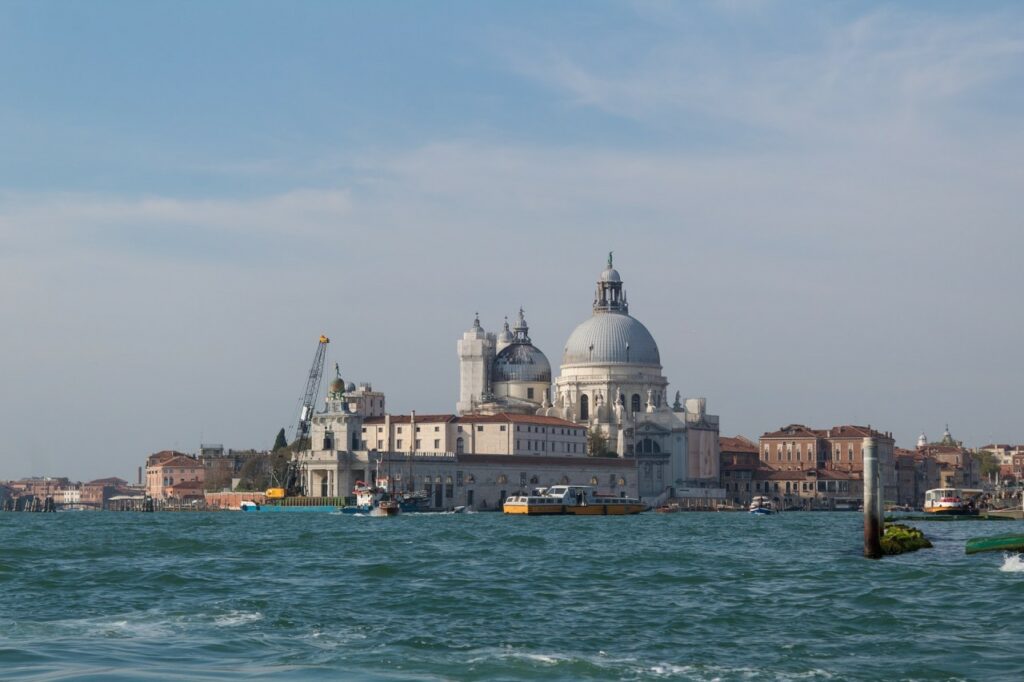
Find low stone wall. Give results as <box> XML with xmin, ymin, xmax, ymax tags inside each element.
<box><xmin>205</xmin><ymin>491</ymin><xmax>266</xmax><ymax>510</ymax></box>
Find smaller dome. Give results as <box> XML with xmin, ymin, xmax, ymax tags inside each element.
<box><xmin>345</xmin><ymin>381</ymin><xmax>356</xmax><ymax>392</ymax></box>
<box><xmin>497</xmin><ymin>318</ymin><xmax>513</xmax><ymax>344</ymax></box>
<box><xmin>600</xmin><ymin>267</ymin><xmax>621</xmax><ymax>283</ymax></box>
<box><xmin>492</xmin><ymin>343</ymin><xmax>552</xmax><ymax>383</ymax></box>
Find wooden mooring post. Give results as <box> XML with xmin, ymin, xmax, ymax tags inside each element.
<box><xmin>863</xmin><ymin>436</ymin><xmax>882</xmax><ymax>558</ymax></box>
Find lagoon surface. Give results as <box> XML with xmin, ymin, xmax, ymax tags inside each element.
<box><xmin>2</xmin><ymin>512</ymin><xmax>1023</xmax><ymax>681</ymax></box>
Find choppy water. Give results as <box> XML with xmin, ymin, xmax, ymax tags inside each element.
<box><xmin>2</xmin><ymin>512</ymin><xmax>1023</xmax><ymax>681</ymax></box>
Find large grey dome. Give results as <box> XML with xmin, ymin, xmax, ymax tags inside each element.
<box><xmin>562</xmin><ymin>312</ymin><xmax>660</xmax><ymax>367</ymax></box>
<box><xmin>492</xmin><ymin>343</ymin><xmax>552</xmax><ymax>383</ymax></box>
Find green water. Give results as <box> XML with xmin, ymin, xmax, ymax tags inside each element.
<box><xmin>1</xmin><ymin>512</ymin><xmax>1022</xmax><ymax>680</ymax></box>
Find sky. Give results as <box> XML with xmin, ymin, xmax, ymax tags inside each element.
<box><xmin>1</xmin><ymin>1</ymin><xmax>1023</xmax><ymax>481</ymax></box>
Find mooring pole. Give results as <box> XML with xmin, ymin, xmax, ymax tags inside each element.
<box><xmin>863</xmin><ymin>436</ymin><xmax>882</xmax><ymax>558</ymax></box>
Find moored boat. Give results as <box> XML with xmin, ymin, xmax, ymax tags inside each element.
<box><xmin>923</xmin><ymin>488</ymin><xmax>978</xmax><ymax>515</ymax></box>
<box><xmin>350</xmin><ymin>482</ymin><xmax>402</xmax><ymax>516</ymax></box>
<box><xmin>502</xmin><ymin>485</ymin><xmax>646</xmax><ymax>515</ymax></box>
<box><xmin>749</xmin><ymin>496</ymin><xmax>774</xmax><ymax>515</ymax></box>
<box><xmin>966</xmin><ymin>533</ymin><xmax>1024</xmax><ymax>555</ymax></box>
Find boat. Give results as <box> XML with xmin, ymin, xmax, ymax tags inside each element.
<box><xmin>502</xmin><ymin>485</ymin><xmax>646</xmax><ymax>515</ymax></box>
<box><xmin>923</xmin><ymin>488</ymin><xmax>978</xmax><ymax>515</ymax></box>
<box><xmin>749</xmin><ymin>496</ymin><xmax>774</xmax><ymax>515</ymax></box>
<box><xmin>966</xmin><ymin>533</ymin><xmax>1024</xmax><ymax>555</ymax></box>
<box><xmin>349</xmin><ymin>482</ymin><xmax>401</xmax><ymax>516</ymax></box>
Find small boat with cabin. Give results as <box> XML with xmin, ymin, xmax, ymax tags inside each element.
<box><xmin>502</xmin><ymin>485</ymin><xmax>646</xmax><ymax>515</ymax></box>
<box><xmin>923</xmin><ymin>488</ymin><xmax>979</xmax><ymax>515</ymax></box>
<box><xmin>749</xmin><ymin>496</ymin><xmax>775</xmax><ymax>515</ymax></box>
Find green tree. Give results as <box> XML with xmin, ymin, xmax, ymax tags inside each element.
<box><xmin>237</xmin><ymin>454</ymin><xmax>272</xmax><ymax>491</ymax></box>
<box><xmin>587</xmin><ymin>426</ymin><xmax>610</xmax><ymax>457</ymax></box>
<box><xmin>975</xmin><ymin>450</ymin><xmax>1000</xmax><ymax>479</ymax></box>
<box><xmin>272</xmin><ymin>428</ymin><xmax>288</xmax><ymax>452</ymax></box>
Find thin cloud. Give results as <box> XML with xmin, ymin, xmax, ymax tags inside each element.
<box><xmin>508</xmin><ymin>6</ymin><xmax>1024</xmax><ymax>143</ymax></box>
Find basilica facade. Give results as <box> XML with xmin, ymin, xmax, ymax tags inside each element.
<box><xmin>456</xmin><ymin>255</ymin><xmax>721</xmax><ymax>493</ymax></box>
<box><xmin>294</xmin><ymin>255</ymin><xmax>722</xmax><ymax>508</ymax></box>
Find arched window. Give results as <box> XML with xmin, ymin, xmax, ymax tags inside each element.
<box><xmin>640</xmin><ymin>438</ymin><xmax>662</xmax><ymax>454</ymax></box>
<box><xmin>580</xmin><ymin>394</ymin><xmax>589</xmax><ymax>421</ymax></box>
<box><xmin>631</xmin><ymin>394</ymin><xmax>641</xmax><ymax>414</ymax></box>
<box><xmin>456</xmin><ymin>437</ymin><xmax>464</xmax><ymax>454</ymax></box>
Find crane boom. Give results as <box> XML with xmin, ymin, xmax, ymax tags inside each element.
<box><xmin>284</xmin><ymin>335</ymin><xmax>329</xmax><ymax>496</ymax></box>
<box><xmin>294</xmin><ymin>335</ymin><xmax>330</xmax><ymax>445</ymax></box>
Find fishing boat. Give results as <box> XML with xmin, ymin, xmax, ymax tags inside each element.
<box><xmin>502</xmin><ymin>485</ymin><xmax>646</xmax><ymax>515</ymax></box>
<box><xmin>749</xmin><ymin>496</ymin><xmax>774</xmax><ymax>515</ymax></box>
<box><xmin>923</xmin><ymin>488</ymin><xmax>978</xmax><ymax>515</ymax></box>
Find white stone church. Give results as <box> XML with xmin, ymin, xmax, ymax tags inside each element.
<box><xmin>295</xmin><ymin>255</ymin><xmax>722</xmax><ymax>509</ymax></box>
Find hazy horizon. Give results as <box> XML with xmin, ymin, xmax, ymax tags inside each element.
<box><xmin>2</xmin><ymin>1</ymin><xmax>1023</xmax><ymax>482</ymax></box>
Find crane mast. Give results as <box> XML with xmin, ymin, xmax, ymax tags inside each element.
<box><xmin>284</xmin><ymin>334</ymin><xmax>329</xmax><ymax>496</ymax></box>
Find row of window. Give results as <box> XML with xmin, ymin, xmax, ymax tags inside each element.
<box><xmin>360</xmin><ymin>423</ymin><xmax>584</xmax><ymax>436</ymax></box>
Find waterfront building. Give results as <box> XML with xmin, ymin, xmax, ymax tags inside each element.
<box><xmin>145</xmin><ymin>451</ymin><xmax>205</xmax><ymax>500</ymax></box>
<box><xmin>907</xmin><ymin>426</ymin><xmax>980</xmax><ymax>491</ymax></box>
<box><xmin>60</xmin><ymin>486</ymin><xmax>81</xmax><ymax>506</ymax></box>
<box><xmin>295</xmin><ymin>256</ymin><xmax>723</xmax><ymax>508</ymax></box>
<box><xmin>978</xmin><ymin>443</ymin><xmax>1024</xmax><ymax>467</ymax></box>
<box><xmin>80</xmin><ymin>477</ymin><xmax>133</xmax><ymax>509</ymax></box>
<box><xmin>6</xmin><ymin>477</ymin><xmax>71</xmax><ymax>500</ymax></box>
<box><xmin>757</xmin><ymin>424</ymin><xmax>896</xmax><ymax>506</ymax></box>
<box><xmin>720</xmin><ymin>435</ymin><xmax>761</xmax><ymax>507</ymax></box>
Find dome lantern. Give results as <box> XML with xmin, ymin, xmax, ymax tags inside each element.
<box><xmin>594</xmin><ymin>251</ymin><xmax>627</xmax><ymax>314</ymax></box>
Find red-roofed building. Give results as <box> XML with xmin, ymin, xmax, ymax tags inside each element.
<box><xmin>756</xmin><ymin>423</ymin><xmax>896</xmax><ymax>507</ymax></box>
<box><xmin>146</xmin><ymin>452</ymin><xmax>205</xmax><ymax>500</ymax></box>
<box><xmin>720</xmin><ymin>435</ymin><xmax>764</xmax><ymax>507</ymax></box>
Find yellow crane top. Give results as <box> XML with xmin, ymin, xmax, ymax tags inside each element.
<box><xmin>319</xmin><ymin>335</ymin><xmax>330</xmax><ymax>344</ymax></box>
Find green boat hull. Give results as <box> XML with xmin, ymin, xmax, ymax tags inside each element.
<box><xmin>965</xmin><ymin>534</ymin><xmax>1024</xmax><ymax>555</ymax></box>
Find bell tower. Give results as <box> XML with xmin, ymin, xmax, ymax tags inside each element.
<box><xmin>457</xmin><ymin>313</ymin><xmax>495</xmax><ymax>415</ymax></box>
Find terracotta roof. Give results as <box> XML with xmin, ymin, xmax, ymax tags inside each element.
<box><xmin>761</xmin><ymin>424</ymin><xmax>823</xmax><ymax>439</ymax></box>
<box><xmin>84</xmin><ymin>477</ymin><xmax>130</xmax><ymax>487</ymax></box>
<box><xmin>148</xmin><ymin>450</ymin><xmax>189</xmax><ymax>464</ymax></box>
<box><xmin>825</xmin><ymin>425</ymin><xmax>893</xmax><ymax>441</ymax></box>
<box><xmin>149</xmin><ymin>455</ymin><xmax>203</xmax><ymax>469</ymax></box>
<box><xmin>720</xmin><ymin>435</ymin><xmax>758</xmax><ymax>453</ymax></box>
<box><xmin>168</xmin><ymin>480</ymin><xmax>205</xmax><ymax>490</ymax></box>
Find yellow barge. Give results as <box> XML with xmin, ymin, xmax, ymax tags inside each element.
<box><xmin>503</xmin><ymin>485</ymin><xmax>647</xmax><ymax>515</ymax></box>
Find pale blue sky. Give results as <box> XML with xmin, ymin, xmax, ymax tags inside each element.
<box><xmin>2</xmin><ymin>1</ymin><xmax>1023</xmax><ymax>480</ymax></box>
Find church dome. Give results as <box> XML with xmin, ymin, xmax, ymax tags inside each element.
<box><xmin>328</xmin><ymin>377</ymin><xmax>345</xmax><ymax>394</ymax></box>
<box><xmin>562</xmin><ymin>313</ymin><xmax>660</xmax><ymax>367</ymax></box>
<box><xmin>492</xmin><ymin>343</ymin><xmax>551</xmax><ymax>383</ymax></box>
<box><xmin>600</xmin><ymin>267</ymin><xmax>621</xmax><ymax>283</ymax></box>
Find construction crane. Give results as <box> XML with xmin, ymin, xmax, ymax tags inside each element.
<box><xmin>281</xmin><ymin>334</ymin><xmax>330</xmax><ymax>497</ymax></box>
<box><xmin>294</xmin><ymin>334</ymin><xmax>330</xmax><ymax>445</ymax></box>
